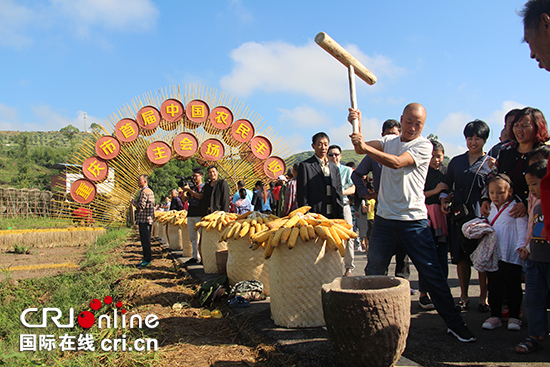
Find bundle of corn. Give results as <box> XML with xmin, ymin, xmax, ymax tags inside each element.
<box><xmin>194</xmin><ymin>211</ymin><xmax>279</xmax><ymax>274</ymax></box>
<box><xmin>193</xmin><ymin>211</ymin><xmax>239</xmax><ymax>273</ymax></box>
<box><xmin>154</xmin><ymin>210</ymin><xmax>188</xmax><ymax>226</ymax></box>
<box><xmin>219</xmin><ymin>211</ymin><xmax>279</xmax><ymax>243</ymax></box>
<box><xmin>154</xmin><ymin>210</ymin><xmax>191</xmax><ymax>253</ymax></box>
<box><xmin>0</xmin><ymin>227</ymin><xmax>106</xmax><ymax>250</ymax></box>
<box><xmin>223</xmin><ymin>211</ymin><xmax>276</xmax><ymax>295</ymax></box>
<box><xmin>252</xmin><ymin>206</ymin><xmax>357</xmax><ymax>328</ymax></box>
<box><xmin>249</xmin><ymin>206</ymin><xmax>357</xmax><ymax>260</ymax></box>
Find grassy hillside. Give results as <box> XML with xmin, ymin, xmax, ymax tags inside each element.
<box><xmin>0</xmin><ymin>131</ymin><xmax>87</xmax><ymax>189</ymax></box>
<box><xmin>0</xmin><ymin>130</ymin><xmax>85</xmax><ymax>149</ymax></box>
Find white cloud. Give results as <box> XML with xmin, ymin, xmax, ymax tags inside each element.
<box><xmin>0</xmin><ymin>103</ymin><xmax>21</xmax><ymax>130</ymax></box>
<box><xmin>277</xmin><ymin>105</ymin><xmax>331</xmax><ymax>128</ymax></box>
<box><xmin>0</xmin><ymin>103</ymin><xmax>102</xmax><ymax>132</ymax></box>
<box><xmin>51</xmin><ymin>0</ymin><xmax>159</xmax><ymax>38</ymax></box>
<box><xmin>280</xmin><ymin>134</ymin><xmax>308</xmax><ymax>155</ymax></box>
<box><xmin>30</xmin><ymin>106</ymin><xmax>101</xmax><ymax>132</ymax></box>
<box><xmin>438</xmin><ymin>139</ymin><xmax>466</xmax><ymax>160</ymax></box>
<box><xmin>227</xmin><ymin>0</ymin><xmax>254</xmax><ymax>23</ymax></box>
<box><xmin>0</xmin><ymin>0</ymin><xmax>35</xmax><ymax>48</ymax></box>
<box><xmin>0</xmin><ymin>0</ymin><xmax>159</xmax><ymax>48</ymax></box>
<box><xmin>220</xmin><ymin>40</ymin><xmax>405</xmax><ymax>104</ymax></box>
<box><xmin>434</xmin><ymin>111</ymin><xmax>474</xmax><ymax>144</ymax></box>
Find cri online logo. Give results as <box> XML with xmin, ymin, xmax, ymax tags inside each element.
<box><xmin>20</xmin><ymin>296</ymin><xmax>158</xmax><ymax>330</ymax></box>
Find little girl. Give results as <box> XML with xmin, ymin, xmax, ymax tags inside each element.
<box><xmin>482</xmin><ymin>174</ymin><xmax>528</xmax><ymax>331</ymax></box>
<box><xmin>515</xmin><ymin>160</ymin><xmax>550</xmax><ymax>353</ymax></box>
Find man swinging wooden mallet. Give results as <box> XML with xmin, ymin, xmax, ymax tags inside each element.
<box><xmin>314</xmin><ymin>32</ymin><xmax>377</xmax><ymax>133</ymax></box>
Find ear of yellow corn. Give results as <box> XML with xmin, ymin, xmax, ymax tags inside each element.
<box><xmin>287</xmin><ymin>227</ymin><xmax>300</xmax><ymax>249</ymax></box>
<box><xmin>280</xmin><ymin>227</ymin><xmax>292</xmax><ymax>244</ymax></box>
<box><xmin>299</xmin><ymin>225</ymin><xmax>309</xmax><ymax>242</ymax></box>
<box><xmin>271</xmin><ymin>227</ymin><xmax>285</xmax><ymax>248</ymax></box>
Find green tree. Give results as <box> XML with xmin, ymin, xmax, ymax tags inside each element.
<box><xmin>90</xmin><ymin>123</ymin><xmax>102</xmax><ymax>133</ymax></box>
<box><xmin>426</xmin><ymin>133</ymin><xmax>439</xmax><ymax>141</ymax></box>
<box><xmin>60</xmin><ymin>124</ymin><xmax>80</xmax><ymax>141</ymax></box>
<box><xmin>12</xmin><ymin>133</ymin><xmax>32</xmax><ymax>187</ymax></box>
<box><xmin>149</xmin><ymin>159</ymin><xmax>200</xmax><ymax>204</ymax></box>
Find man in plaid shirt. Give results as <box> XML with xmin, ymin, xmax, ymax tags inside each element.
<box><xmin>133</xmin><ymin>174</ymin><xmax>155</xmax><ymax>268</ymax></box>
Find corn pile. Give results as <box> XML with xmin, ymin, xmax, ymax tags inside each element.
<box><xmin>154</xmin><ymin>210</ymin><xmax>188</xmax><ymax>225</ymax></box>
<box><xmin>249</xmin><ymin>206</ymin><xmax>357</xmax><ymax>259</ymax></box>
<box><xmin>194</xmin><ymin>210</ymin><xmax>279</xmax><ymax>234</ymax></box>
<box><xmin>220</xmin><ymin>211</ymin><xmax>278</xmax><ymax>241</ymax></box>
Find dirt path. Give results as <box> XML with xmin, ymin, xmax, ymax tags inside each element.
<box><xmin>106</xmin><ymin>234</ymin><xmax>297</xmax><ymax>366</ymax></box>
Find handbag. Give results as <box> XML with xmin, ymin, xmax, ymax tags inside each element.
<box><xmin>449</xmin><ymin>154</ymin><xmax>490</xmax><ymax>224</ymax></box>
<box><xmin>450</xmin><ymin>202</ymin><xmax>469</xmax><ymax>224</ymax></box>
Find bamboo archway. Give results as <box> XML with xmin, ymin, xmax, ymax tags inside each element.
<box><xmin>55</xmin><ymin>85</ymin><xmax>294</xmax><ymax>226</ymax></box>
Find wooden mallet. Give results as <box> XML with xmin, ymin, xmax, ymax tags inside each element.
<box><xmin>315</xmin><ymin>32</ymin><xmax>377</xmax><ymax>133</ymax></box>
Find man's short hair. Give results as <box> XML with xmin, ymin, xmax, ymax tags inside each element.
<box><xmin>328</xmin><ymin>144</ymin><xmax>342</xmax><ymax>153</ymax></box>
<box><xmin>237</xmin><ymin>180</ymin><xmax>245</xmax><ymax>188</ymax></box>
<box><xmin>521</xmin><ymin>0</ymin><xmax>550</xmax><ymax>31</ymax></box>
<box><xmin>526</xmin><ymin>159</ymin><xmax>548</xmax><ymax>178</ymax></box>
<box><xmin>192</xmin><ymin>167</ymin><xmax>204</xmax><ymax>175</ymax></box>
<box><xmin>527</xmin><ymin>145</ymin><xmax>550</xmax><ymax>162</ymax></box>
<box><xmin>346</xmin><ymin>161</ymin><xmax>356</xmax><ymax>169</ymax></box>
<box><xmin>312</xmin><ymin>132</ymin><xmax>329</xmax><ymax>145</ymax></box>
<box><xmin>463</xmin><ymin>119</ymin><xmax>490</xmax><ymax>141</ymax></box>
<box><xmin>207</xmin><ymin>165</ymin><xmax>217</xmax><ymax>172</ymax></box>
<box><xmin>504</xmin><ymin>109</ymin><xmax>521</xmax><ymax>124</ymax></box>
<box><xmin>430</xmin><ymin>140</ymin><xmax>445</xmax><ymax>154</ymax></box>
<box><xmin>382</xmin><ymin>119</ymin><xmax>401</xmax><ymax>133</ymax></box>
<box><xmin>139</xmin><ymin>174</ymin><xmax>149</xmax><ymax>184</ymax></box>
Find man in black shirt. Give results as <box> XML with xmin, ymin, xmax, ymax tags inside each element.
<box><xmin>169</xmin><ymin>189</ymin><xmax>184</xmax><ymax>211</ymax></box>
<box><xmin>182</xmin><ymin>168</ymin><xmax>208</xmax><ymax>264</ymax></box>
<box><xmin>202</xmin><ymin>165</ymin><xmax>231</xmax><ymax>214</ymax></box>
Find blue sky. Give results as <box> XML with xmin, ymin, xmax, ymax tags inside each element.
<box><xmin>0</xmin><ymin>0</ymin><xmax>547</xmax><ymax>158</ymax></box>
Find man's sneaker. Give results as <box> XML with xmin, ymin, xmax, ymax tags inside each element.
<box><xmin>137</xmin><ymin>260</ymin><xmax>151</xmax><ymax>268</ymax></box>
<box><xmin>448</xmin><ymin>323</ymin><xmax>476</xmax><ymax>343</ymax></box>
<box><xmin>184</xmin><ymin>258</ymin><xmax>198</xmax><ymax>265</ymax></box>
<box><xmin>482</xmin><ymin>317</ymin><xmax>502</xmax><ymax>330</ymax></box>
<box><xmin>419</xmin><ymin>295</ymin><xmax>435</xmax><ymax>310</ymax></box>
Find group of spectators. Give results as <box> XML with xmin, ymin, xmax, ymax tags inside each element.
<box><xmin>132</xmin><ymin>0</ymin><xmax>550</xmax><ymax>352</ymax></box>
<box><xmin>133</xmin><ymin>165</ymin><xmax>231</xmax><ymax>267</ymax></box>
<box><xmin>292</xmin><ymin>98</ymin><xmax>550</xmax><ymax>348</ymax></box>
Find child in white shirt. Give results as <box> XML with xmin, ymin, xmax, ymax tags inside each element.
<box><xmin>482</xmin><ymin>174</ymin><xmax>528</xmax><ymax>331</ymax></box>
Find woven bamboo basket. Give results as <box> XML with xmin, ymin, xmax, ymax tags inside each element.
<box><xmin>201</xmin><ymin>229</ymin><xmax>227</xmax><ymax>274</ymax></box>
<box><xmin>180</xmin><ymin>225</ymin><xmax>193</xmax><ymax>257</ymax></box>
<box><xmin>159</xmin><ymin>224</ymin><xmax>169</xmax><ymax>245</ymax></box>
<box><xmin>152</xmin><ymin>221</ymin><xmax>161</xmax><ymax>238</ymax></box>
<box><xmin>270</xmin><ymin>237</ymin><xmax>343</xmax><ymax>328</ymax></box>
<box><xmin>226</xmin><ymin>237</ymin><xmax>270</xmax><ymax>296</ymax></box>
<box><xmin>166</xmin><ymin>224</ymin><xmax>183</xmax><ymax>250</ymax></box>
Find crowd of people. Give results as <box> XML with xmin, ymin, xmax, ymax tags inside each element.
<box><xmin>134</xmin><ymin>108</ymin><xmax>550</xmax><ymax>349</ymax></box>
<box><xmin>131</xmin><ymin>0</ymin><xmax>550</xmax><ymax>353</ymax></box>
<box><xmin>345</xmin><ymin>98</ymin><xmax>550</xmax><ymax>349</ymax></box>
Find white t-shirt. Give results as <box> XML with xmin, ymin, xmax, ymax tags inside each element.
<box><xmin>376</xmin><ymin>135</ymin><xmax>432</xmax><ymax>221</ymax></box>
<box><xmin>487</xmin><ymin>200</ymin><xmax>528</xmax><ymax>266</ymax></box>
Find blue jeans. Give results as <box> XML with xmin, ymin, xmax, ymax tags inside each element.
<box><xmin>524</xmin><ymin>259</ymin><xmax>550</xmax><ymax>337</ymax></box>
<box><xmin>366</xmin><ymin>216</ymin><xmax>463</xmax><ymax>329</ymax></box>
<box><xmin>418</xmin><ymin>240</ymin><xmax>449</xmax><ymax>293</ymax></box>
<box><xmin>138</xmin><ymin>222</ymin><xmax>152</xmax><ymax>262</ymax></box>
